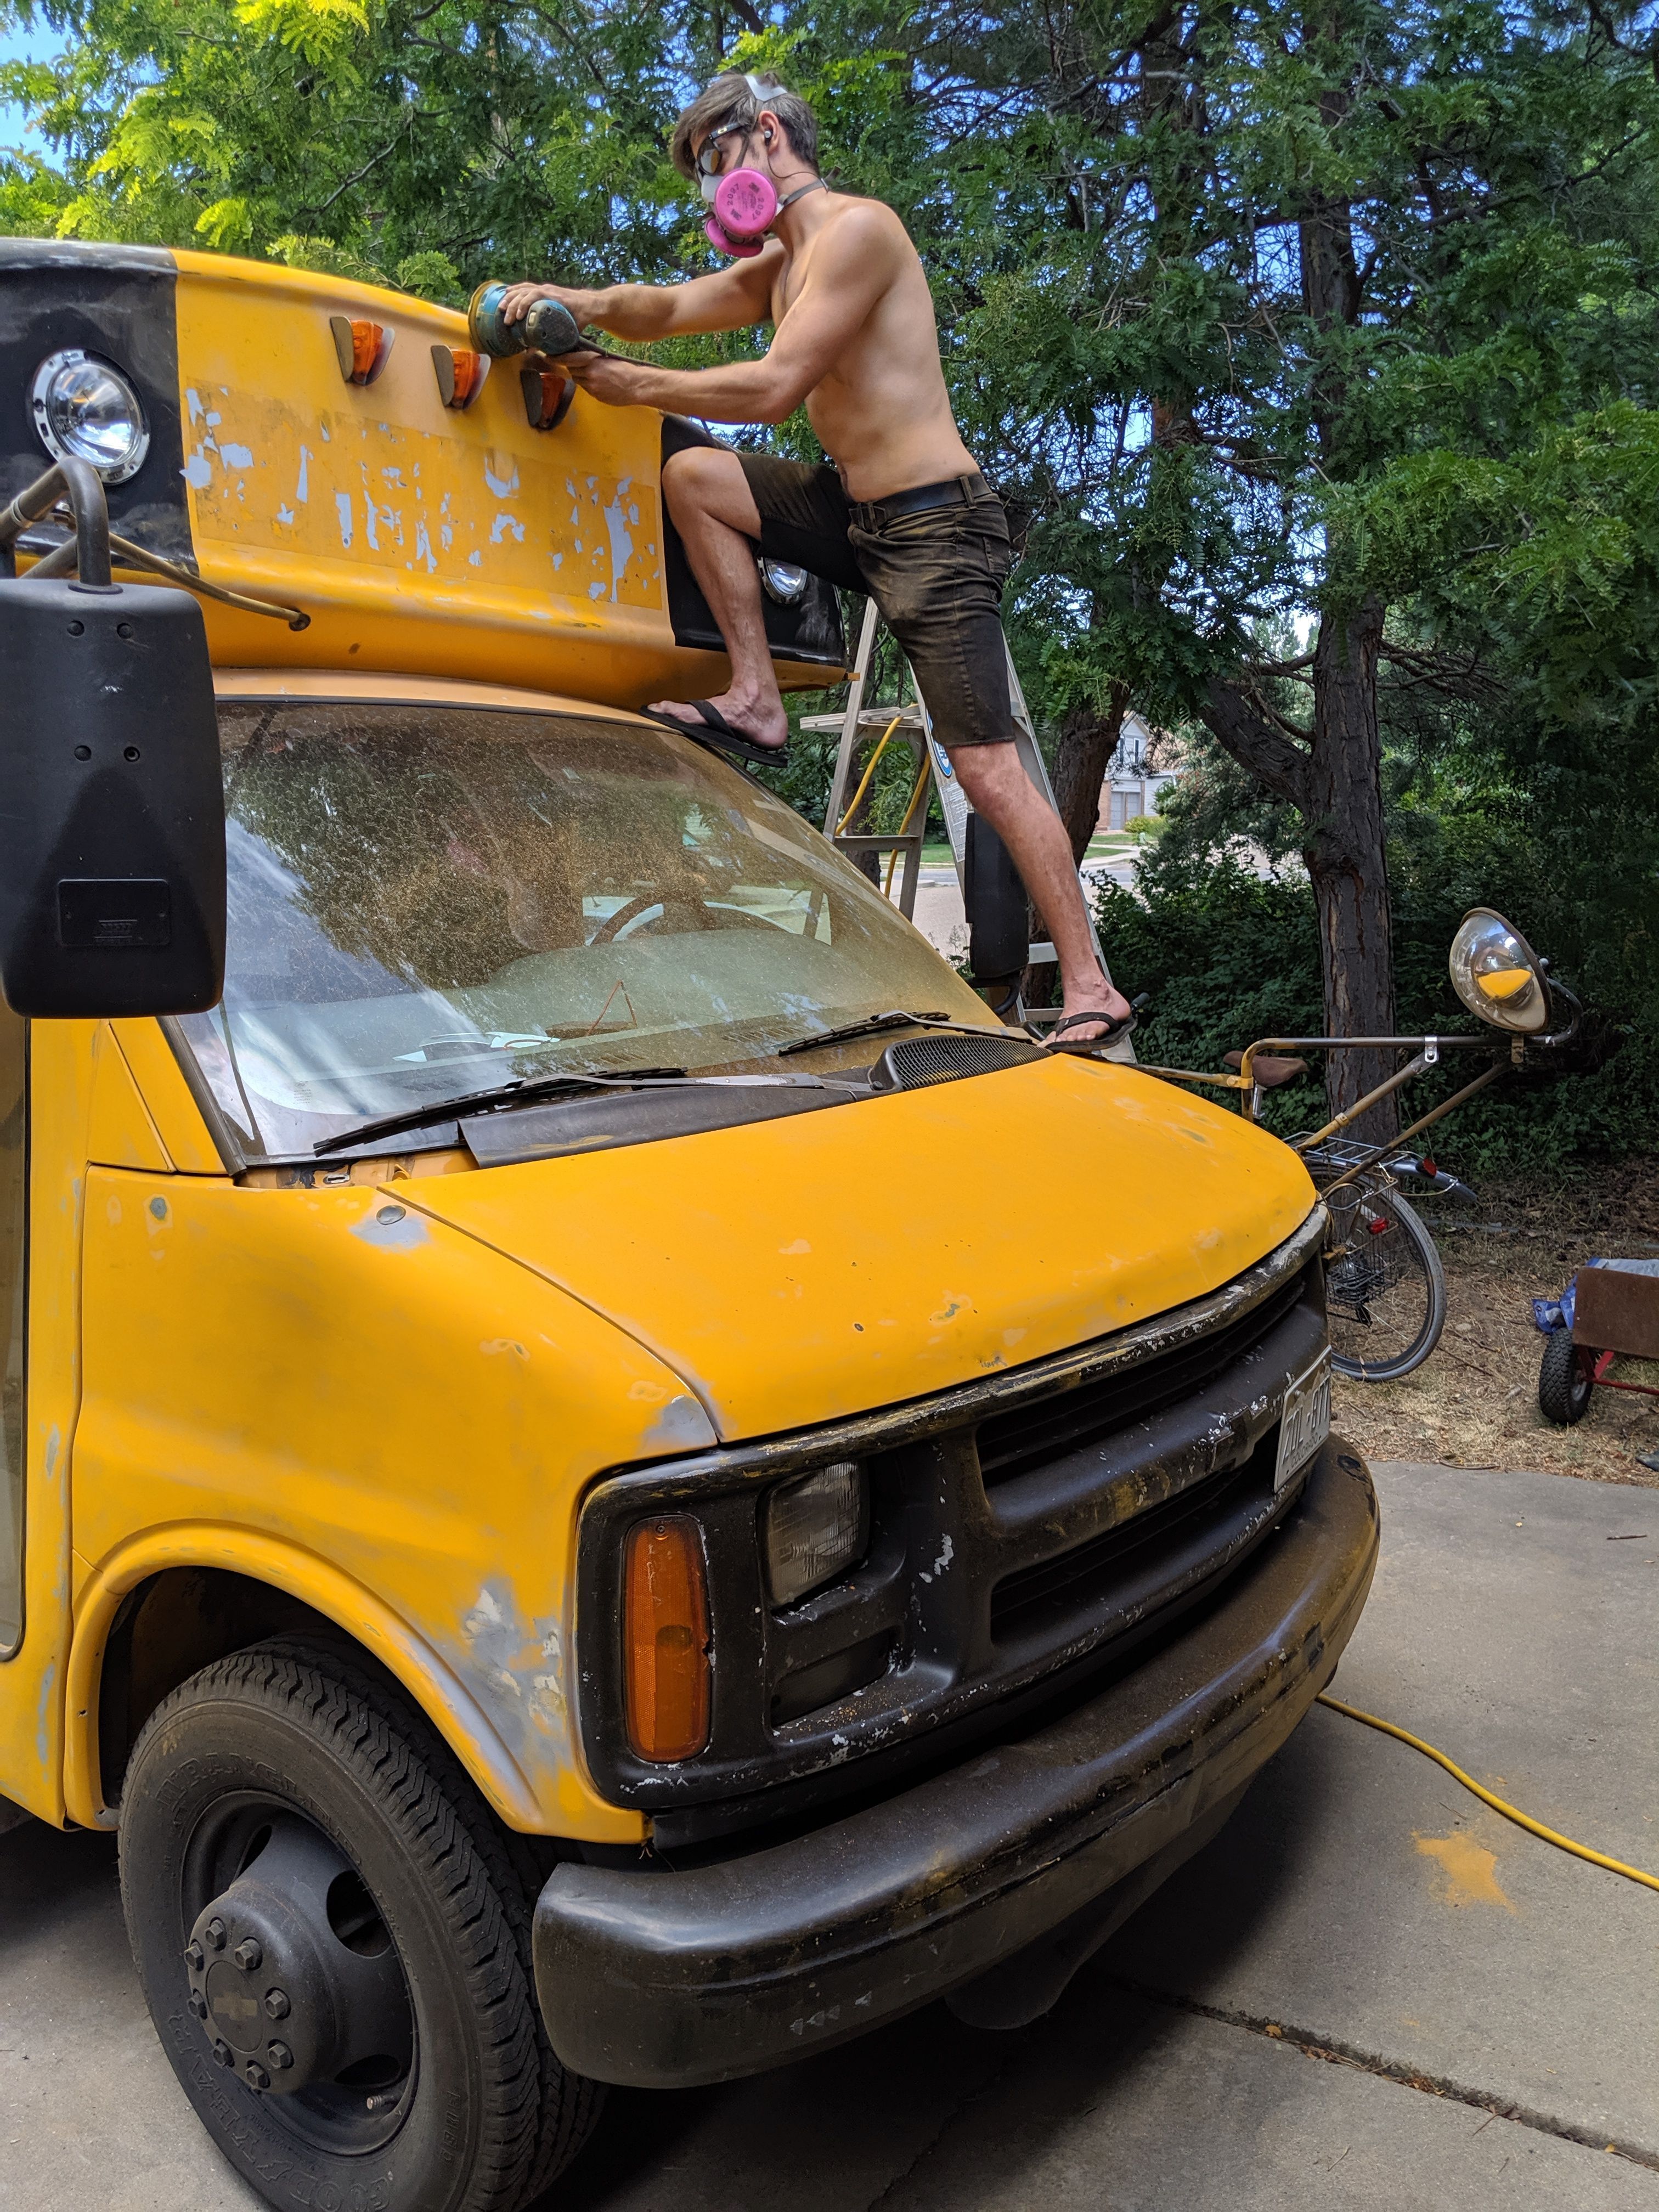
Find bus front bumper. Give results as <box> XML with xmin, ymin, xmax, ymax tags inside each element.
<box><xmin>533</xmin><ymin>1439</ymin><xmax>1377</xmax><ymax>2089</ymax></box>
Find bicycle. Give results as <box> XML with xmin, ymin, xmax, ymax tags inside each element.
<box><xmin>1141</xmin><ymin>909</ymin><xmax>1579</xmax><ymax>1382</ymax></box>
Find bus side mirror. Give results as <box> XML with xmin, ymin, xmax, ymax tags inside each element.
<box><xmin>0</xmin><ymin>577</ymin><xmax>225</xmax><ymax>1017</ymax></box>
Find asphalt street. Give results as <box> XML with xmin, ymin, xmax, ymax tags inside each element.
<box><xmin>2</xmin><ymin>1459</ymin><xmax>1655</xmax><ymax>2211</ymax></box>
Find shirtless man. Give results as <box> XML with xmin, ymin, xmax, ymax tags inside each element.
<box><xmin>500</xmin><ymin>70</ymin><xmax>1131</xmax><ymax>1046</ymax></box>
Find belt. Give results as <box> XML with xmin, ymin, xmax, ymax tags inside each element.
<box><xmin>847</xmin><ymin>473</ymin><xmax>989</xmax><ymax>533</ymax></box>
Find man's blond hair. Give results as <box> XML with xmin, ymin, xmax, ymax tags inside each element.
<box><xmin>669</xmin><ymin>71</ymin><xmax>821</xmax><ymax>182</ymax></box>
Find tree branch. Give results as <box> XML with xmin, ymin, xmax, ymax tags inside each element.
<box><xmin>1200</xmin><ymin>674</ymin><xmax>1314</xmax><ymax>812</ymax></box>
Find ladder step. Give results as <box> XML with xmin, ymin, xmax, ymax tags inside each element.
<box><xmin>834</xmin><ymin>832</ymin><xmax>927</xmax><ymax>853</ymax></box>
<box><xmin>800</xmin><ymin>706</ymin><xmax>927</xmax><ymax>733</ymax></box>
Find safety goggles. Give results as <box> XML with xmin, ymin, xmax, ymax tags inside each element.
<box><xmin>693</xmin><ymin>119</ymin><xmax>753</xmax><ymax>179</ymax></box>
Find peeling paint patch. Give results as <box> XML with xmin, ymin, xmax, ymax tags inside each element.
<box><xmin>349</xmin><ymin>1205</ymin><xmax>429</xmax><ymax>1251</ymax></box>
<box><xmin>183</xmin><ymin>454</ymin><xmax>213</xmax><ymax>490</ymax></box>
<box><xmin>35</xmin><ymin>1661</ymin><xmax>55</xmax><ymax>1767</ymax></box>
<box><xmin>780</xmin><ymin>1238</ymin><xmax>811</xmax><ymax>1256</ymax></box>
<box><xmin>335</xmin><ymin>492</ymin><xmax>354</xmax><ymax>548</ymax></box>
<box><xmin>220</xmin><ymin>442</ymin><xmax>255</xmax><ymax>470</ymax></box>
<box><xmin>480</xmin><ymin>1338</ymin><xmax>528</xmax><ymax>1361</ymax></box>
<box><xmin>645</xmin><ymin>1394</ymin><xmax>719</xmax><ymax>1451</ymax></box>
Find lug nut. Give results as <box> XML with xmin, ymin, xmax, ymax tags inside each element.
<box><xmin>264</xmin><ymin>1989</ymin><xmax>291</xmax><ymax>2021</ymax></box>
<box><xmin>212</xmin><ymin>2039</ymin><xmax>234</xmax><ymax>2069</ymax></box>
<box><xmin>244</xmin><ymin>2062</ymin><xmax>270</xmax><ymax>2092</ymax></box>
<box><xmin>205</xmin><ymin>1917</ymin><xmax>227</xmax><ymax>1951</ymax></box>
<box><xmin>233</xmin><ymin>1939</ymin><xmax>263</xmax><ymax>1972</ymax></box>
<box><xmin>267</xmin><ymin>2041</ymin><xmax>294</xmax><ymax>2071</ymax></box>
<box><xmin>184</xmin><ymin>1940</ymin><xmax>205</xmax><ymax>1972</ymax></box>
<box><xmin>188</xmin><ymin>1990</ymin><xmax>208</xmax><ymax>2021</ymax></box>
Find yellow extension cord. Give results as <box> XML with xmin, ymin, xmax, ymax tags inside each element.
<box><xmin>1317</xmin><ymin>1694</ymin><xmax>1659</xmax><ymax>1894</ymax></box>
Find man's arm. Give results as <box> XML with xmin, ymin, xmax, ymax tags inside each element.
<box><xmin>558</xmin><ymin>205</ymin><xmax>900</xmax><ymax>422</ymax></box>
<box><xmin>500</xmin><ymin>253</ymin><xmax>776</xmax><ymax>341</ymax></box>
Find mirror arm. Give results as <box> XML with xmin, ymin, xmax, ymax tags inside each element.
<box><xmin>0</xmin><ymin>459</ymin><xmax>112</xmax><ymax>589</ymax></box>
<box><xmin>1531</xmin><ymin>979</ymin><xmax>1582</xmax><ymax>1054</ymax></box>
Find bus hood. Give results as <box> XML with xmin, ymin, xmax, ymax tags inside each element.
<box><xmin>399</xmin><ymin>1057</ymin><xmax>1318</xmax><ymax>1445</ymax></box>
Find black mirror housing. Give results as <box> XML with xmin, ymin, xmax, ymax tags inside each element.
<box><xmin>0</xmin><ymin>577</ymin><xmax>225</xmax><ymax>1017</ymax></box>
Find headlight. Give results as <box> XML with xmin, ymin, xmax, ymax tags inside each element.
<box><xmin>1448</xmin><ymin>907</ymin><xmax>1550</xmax><ymax>1034</ymax></box>
<box><xmin>759</xmin><ymin>557</ymin><xmax>809</xmax><ymax>606</ymax></box>
<box><xmin>763</xmin><ymin>1462</ymin><xmax>867</xmax><ymax>1606</ymax></box>
<box><xmin>31</xmin><ymin>349</ymin><xmax>150</xmax><ymax>483</ymax></box>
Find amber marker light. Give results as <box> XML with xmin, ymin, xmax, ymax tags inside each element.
<box><xmin>521</xmin><ymin>366</ymin><xmax>576</xmax><ymax>432</ymax></box>
<box><xmin>623</xmin><ymin>1515</ymin><xmax>711</xmax><ymax>1763</ymax></box>
<box><xmin>432</xmin><ymin>345</ymin><xmax>489</xmax><ymax>410</ymax></box>
<box><xmin>329</xmin><ymin>315</ymin><xmax>395</xmax><ymax>387</ymax></box>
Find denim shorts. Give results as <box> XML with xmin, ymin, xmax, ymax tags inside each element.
<box><xmin>736</xmin><ymin>453</ymin><xmax>1015</xmax><ymax>749</ymax></box>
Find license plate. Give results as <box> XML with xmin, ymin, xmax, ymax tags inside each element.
<box><xmin>1275</xmin><ymin>1351</ymin><xmax>1333</xmax><ymax>1491</ymax></box>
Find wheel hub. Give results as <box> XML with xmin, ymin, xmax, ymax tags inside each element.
<box><xmin>183</xmin><ymin>1814</ymin><xmax>411</xmax><ymax>2102</ymax></box>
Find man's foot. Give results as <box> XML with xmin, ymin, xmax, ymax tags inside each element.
<box><xmin>1045</xmin><ymin>987</ymin><xmax>1134</xmax><ymax>1052</ymax></box>
<box><xmin>646</xmin><ymin>686</ymin><xmax>788</xmax><ymax>751</ymax></box>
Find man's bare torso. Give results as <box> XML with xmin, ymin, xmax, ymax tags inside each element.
<box><xmin>766</xmin><ymin>196</ymin><xmax>978</xmax><ymax>503</ymax></box>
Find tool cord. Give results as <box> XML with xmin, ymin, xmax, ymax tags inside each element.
<box><xmin>1318</xmin><ymin>1692</ymin><xmax>1659</xmax><ymax>1894</ymax></box>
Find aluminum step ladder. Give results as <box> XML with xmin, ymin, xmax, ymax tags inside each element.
<box><xmin>799</xmin><ymin>600</ymin><xmax>1121</xmax><ymax>1032</ymax></box>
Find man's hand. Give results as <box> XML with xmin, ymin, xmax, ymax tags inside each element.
<box><xmin>558</xmin><ymin>351</ymin><xmax>659</xmax><ymax>408</ymax></box>
<box><xmin>500</xmin><ymin>280</ymin><xmax>600</xmax><ymax>329</ymax></box>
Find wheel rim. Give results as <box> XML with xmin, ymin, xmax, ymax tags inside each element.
<box><xmin>178</xmin><ymin>1793</ymin><xmax>416</xmax><ymax>2156</ymax></box>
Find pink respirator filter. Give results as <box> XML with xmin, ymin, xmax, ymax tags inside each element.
<box><xmin>706</xmin><ymin>167</ymin><xmax>778</xmax><ymax>257</ymax></box>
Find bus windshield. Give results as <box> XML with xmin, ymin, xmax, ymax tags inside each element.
<box><xmin>173</xmin><ymin>699</ymin><xmax>990</xmax><ymax>1160</ymax></box>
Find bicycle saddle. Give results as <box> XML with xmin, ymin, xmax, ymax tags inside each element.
<box><xmin>1224</xmin><ymin>1050</ymin><xmax>1309</xmax><ymax>1089</ymax></box>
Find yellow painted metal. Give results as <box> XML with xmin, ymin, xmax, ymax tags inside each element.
<box><xmin>403</xmin><ymin>1057</ymin><xmax>1318</xmax><ymax>1443</ymax></box>
<box><xmin>64</xmin><ymin>1164</ymin><xmax>740</xmax><ymax>1837</ymax></box>
<box><xmin>0</xmin><ymin>1023</ymin><xmax>100</xmax><ymax>1822</ymax></box>
<box><xmin>165</xmin><ymin>251</ymin><xmax>837</xmax><ymax>703</ymax></box>
<box><xmin>109</xmin><ymin>1018</ymin><xmax>224</xmax><ymax>1172</ymax></box>
<box><xmin>86</xmin><ymin>1024</ymin><xmax>171</xmax><ymax>1173</ymax></box>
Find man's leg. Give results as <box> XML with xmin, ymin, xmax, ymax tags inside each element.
<box><xmin>947</xmin><ymin>743</ymin><xmax>1131</xmax><ymax>1039</ymax></box>
<box><xmin>653</xmin><ymin>445</ymin><xmax>788</xmax><ymax>749</ymax></box>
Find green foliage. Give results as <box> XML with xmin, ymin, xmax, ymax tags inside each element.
<box><xmin>5</xmin><ymin>0</ymin><xmax>1658</xmax><ymax>1163</ymax></box>
<box><xmin>1110</xmin><ymin>824</ymin><xmax>1659</xmax><ymax>1172</ymax></box>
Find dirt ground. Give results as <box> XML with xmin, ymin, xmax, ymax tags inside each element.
<box><xmin>1330</xmin><ymin>1156</ymin><xmax>1659</xmax><ymax>1488</ymax></box>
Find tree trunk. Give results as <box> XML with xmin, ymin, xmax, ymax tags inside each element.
<box><xmin>1198</xmin><ymin>591</ymin><xmax>1398</xmax><ymax>1144</ymax></box>
<box><xmin>1303</xmin><ymin>593</ymin><xmax>1397</xmax><ymax>1141</ymax></box>
<box><xmin>1022</xmin><ymin>689</ymin><xmax>1129</xmax><ymax>1007</ymax></box>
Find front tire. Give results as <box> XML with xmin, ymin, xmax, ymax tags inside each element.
<box><xmin>119</xmin><ymin>1639</ymin><xmax>601</xmax><ymax>2212</ymax></box>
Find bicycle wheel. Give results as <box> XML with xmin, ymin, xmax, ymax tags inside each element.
<box><xmin>1315</xmin><ymin>1175</ymin><xmax>1447</xmax><ymax>1381</ymax></box>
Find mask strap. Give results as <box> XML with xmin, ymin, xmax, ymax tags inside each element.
<box><xmin>775</xmin><ymin>179</ymin><xmax>828</xmax><ymax>213</ymax></box>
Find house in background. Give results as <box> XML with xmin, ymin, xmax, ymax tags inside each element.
<box><xmin>1097</xmin><ymin>710</ymin><xmax>1185</xmax><ymax>831</ymax></box>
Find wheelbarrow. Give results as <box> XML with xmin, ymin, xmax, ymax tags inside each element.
<box><xmin>1534</xmin><ymin>1259</ymin><xmax>1659</xmax><ymax>1425</ymax></box>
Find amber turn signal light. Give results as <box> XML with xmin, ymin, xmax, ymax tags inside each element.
<box><xmin>521</xmin><ymin>366</ymin><xmax>575</xmax><ymax>432</ymax></box>
<box><xmin>330</xmin><ymin>315</ymin><xmax>395</xmax><ymax>387</ymax></box>
<box><xmin>624</xmin><ymin>1515</ymin><xmax>711</xmax><ymax>1763</ymax></box>
<box><xmin>432</xmin><ymin>345</ymin><xmax>489</xmax><ymax>410</ymax></box>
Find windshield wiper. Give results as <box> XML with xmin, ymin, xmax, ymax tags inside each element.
<box><xmin>776</xmin><ymin>1010</ymin><xmax>978</xmax><ymax>1057</ymax></box>
<box><xmin>313</xmin><ymin>1067</ymin><xmax>690</xmax><ymax>1155</ymax></box>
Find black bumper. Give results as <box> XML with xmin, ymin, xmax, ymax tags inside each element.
<box><xmin>534</xmin><ymin>1440</ymin><xmax>1377</xmax><ymax>2089</ymax></box>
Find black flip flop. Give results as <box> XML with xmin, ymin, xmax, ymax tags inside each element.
<box><xmin>1044</xmin><ymin>1007</ymin><xmax>1137</xmax><ymax>1055</ymax></box>
<box><xmin>640</xmin><ymin>702</ymin><xmax>791</xmax><ymax>770</ymax></box>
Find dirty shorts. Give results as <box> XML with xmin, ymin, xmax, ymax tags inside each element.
<box><xmin>735</xmin><ymin>452</ymin><xmax>1016</xmax><ymax>749</ymax></box>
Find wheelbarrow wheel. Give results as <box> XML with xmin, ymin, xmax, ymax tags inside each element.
<box><xmin>1538</xmin><ymin>1329</ymin><xmax>1594</xmax><ymax>1425</ymax></box>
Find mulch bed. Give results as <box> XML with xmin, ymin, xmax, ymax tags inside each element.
<box><xmin>1328</xmin><ymin>1156</ymin><xmax>1659</xmax><ymax>1488</ymax></box>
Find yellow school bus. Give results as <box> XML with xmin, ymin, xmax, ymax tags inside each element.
<box><xmin>0</xmin><ymin>238</ymin><xmax>1376</xmax><ymax>2212</ymax></box>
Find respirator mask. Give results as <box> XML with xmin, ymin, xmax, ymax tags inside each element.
<box><xmin>696</xmin><ymin>76</ymin><xmax>824</xmax><ymax>257</ymax></box>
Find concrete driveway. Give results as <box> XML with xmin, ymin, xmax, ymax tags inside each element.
<box><xmin>3</xmin><ymin>1460</ymin><xmax>1655</xmax><ymax>2211</ymax></box>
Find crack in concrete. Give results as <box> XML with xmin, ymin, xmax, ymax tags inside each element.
<box><xmin>860</xmin><ymin>2041</ymin><xmax>1028</xmax><ymax>2211</ymax></box>
<box><xmin>1108</xmin><ymin>1977</ymin><xmax>1659</xmax><ymax>2176</ymax></box>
